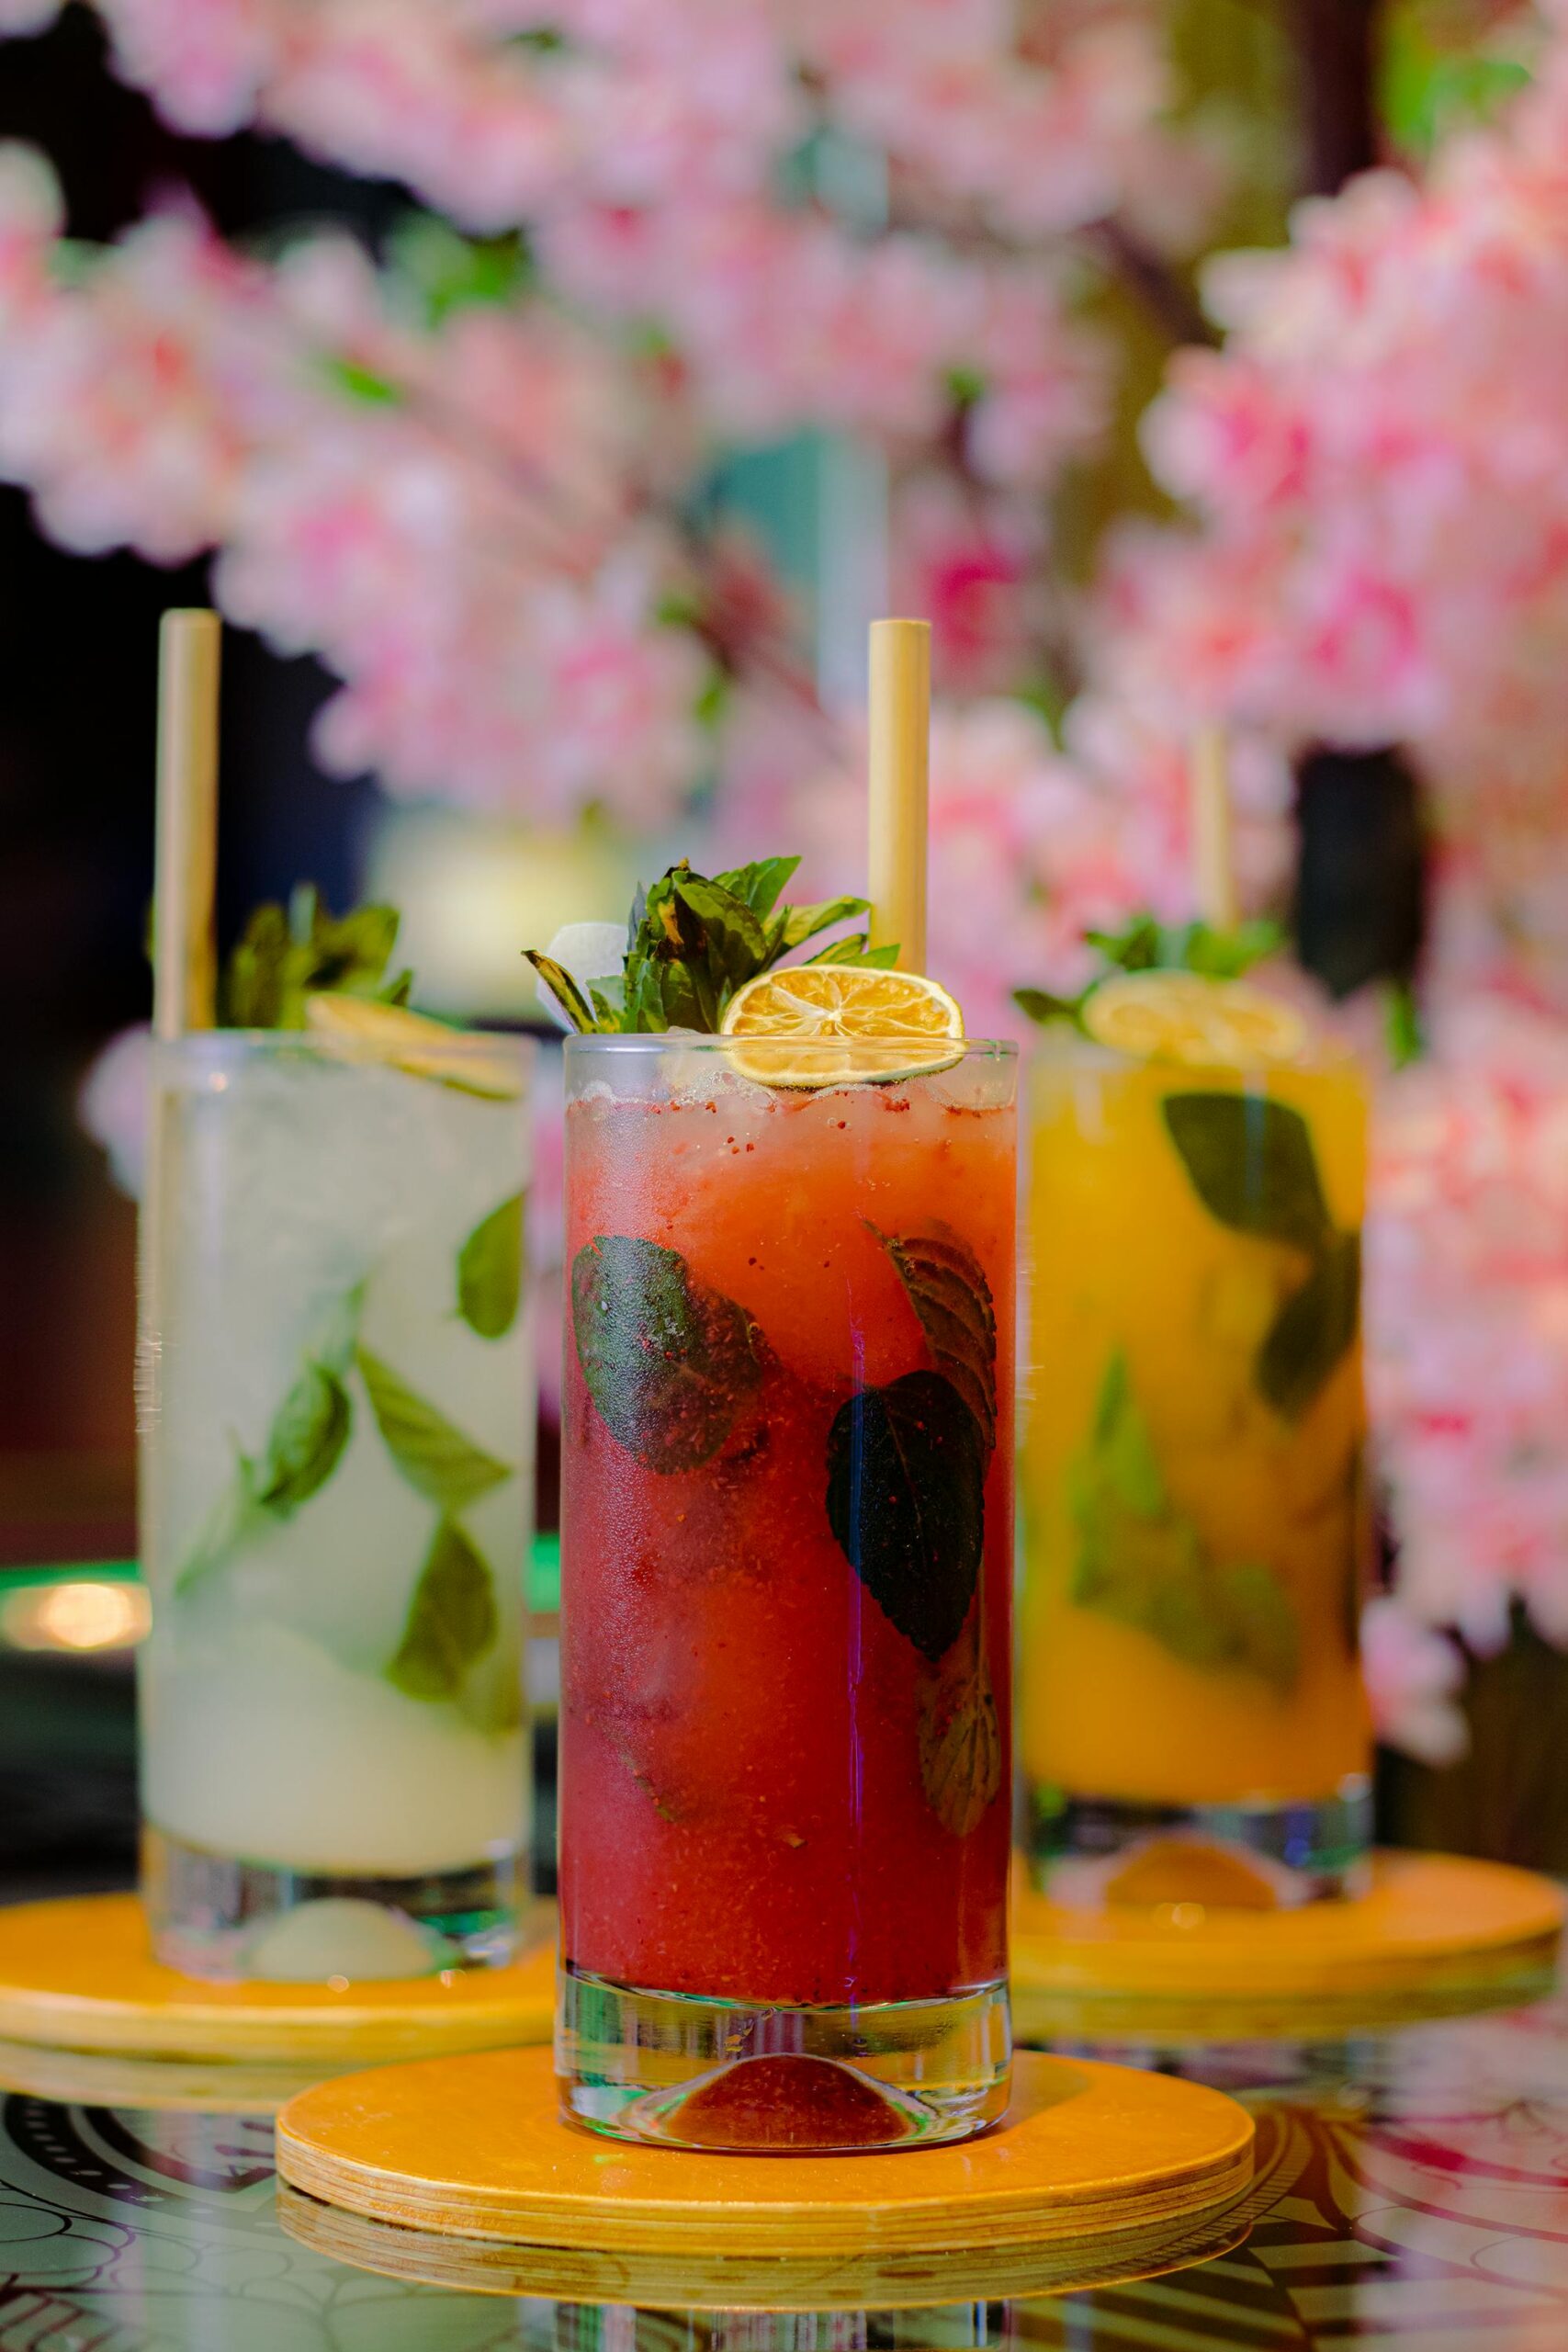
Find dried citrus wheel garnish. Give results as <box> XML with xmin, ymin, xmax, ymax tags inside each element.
<box><xmin>1081</xmin><ymin>970</ymin><xmax>1307</xmax><ymax>1069</ymax></box>
<box><xmin>303</xmin><ymin>992</ymin><xmax>521</xmax><ymax>1098</ymax></box>
<box><xmin>718</xmin><ymin>964</ymin><xmax>964</xmax><ymax>1086</ymax></box>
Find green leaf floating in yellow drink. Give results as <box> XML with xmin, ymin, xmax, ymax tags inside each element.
<box><xmin>385</xmin><ymin>1517</ymin><xmax>503</xmax><ymax>1717</ymax></box>
<box><xmin>1161</xmin><ymin>1092</ymin><xmax>1332</xmax><ymax>1257</ymax></box>
<box><xmin>1162</xmin><ymin>1091</ymin><xmax>1360</xmax><ymax>1421</ymax></box>
<box><xmin>356</xmin><ymin>1347</ymin><xmax>513</xmax><ymax>1510</ymax></box>
<box><xmin>457</xmin><ymin>1191</ymin><xmax>525</xmax><ymax>1340</ymax></box>
<box><xmin>1071</xmin><ymin>1351</ymin><xmax>1301</xmax><ymax>1696</ymax></box>
<box><xmin>1258</xmin><ymin>1229</ymin><xmax>1361</xmax><ymax>1419</ymax></box>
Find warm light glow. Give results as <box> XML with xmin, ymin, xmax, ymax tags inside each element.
<box><xmin>0</xmin><ymin>1580</ymin><xmax>152</xmax><ymax>1654</ymax></box>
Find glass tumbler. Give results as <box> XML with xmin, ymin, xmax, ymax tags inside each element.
<box><xmin>137</xmin><ymin>1025</ymin><xmax>535</xmax><ymax>1981</ymax></box>
<box><xmin>557</xmin><ymin>1034</ymin><xmax>1016</xmax><ymax>2149</ymax></box>
<box><xmin>1021</xmin><ymin>1030</ymin><xmax>1372</xmax><ymax>1906</ymax></box>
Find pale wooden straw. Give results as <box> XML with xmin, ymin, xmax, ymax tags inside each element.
<box><xmin>867</xmin><ymin>617</ymin><xmax>930</xmax><ymax>973</ymax></box>
<box><xmin>152</xmin><ymin>610</ymin><xmax>221</xmax><ymax>1040</ymax></box>
<box><xmin>138</xmin><ymin>613</ymin><xmax>221</xmax><ymax>1510</ymax></box>
<box><xmin>1190</xmin><ymin>721</ymin><xmax>1239</xmax><ymax>932</ymax></box>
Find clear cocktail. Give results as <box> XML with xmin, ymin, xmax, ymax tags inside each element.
<box><xmin>1020</xmin><ymin>978</ymin><xmax>1371</xmax><ymax>1903</ymax></box>
<box><xmin>558</xmin><ymin>1032</ymin><xmax>1016</xmax><ymax>2146</ymax></box>
<box><xmin>139</xmin><ymin>1018</ymin><xmax>534</xmax><ymax>1980</ymax></box>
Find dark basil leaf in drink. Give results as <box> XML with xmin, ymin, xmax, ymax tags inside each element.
<box><xmin>919</xmin><ymin>1642</ymin><xmax>1003</xmax><ymax>1836</ymax></box>
<box><xmin>457</xmin><ymin>1192</ymin><xmax>525</xmax><ymax>1340</ymax></box>
<box><xmin>874</xmin><ymin>1226</ymin><xmax>998</xmax><ymax>1453</ymax></box>
<box><xmin>386</xmin><ymin>1519</ymin><xmax>498</xmax><ymax>1702</ymax></box>
<box><xmin>1162</xmin><ymin>1092</ymin><xmax>1333</xmax><ymax>1256</ymax></box>
<box><xmin>825</xmin><ymin>1370</ymin><xmax>986</xmax><ymax>1663</ymax></box>
<box><xmin>1257</xmin><ymin>1229</ymin><xmax>1361</xmax><ymax>1419</ymax></box>
<box><xmin>254</xmin><ymin>1361</ymin><xmax>352</xmax><ymax>1510</ymax></box>
<box><xmin>570</xmin><ymin>1234</ymin><xmax>763</xmax><ymax>1473</ymax></box>
<box><xmin>357</xmin><ymin>1346</ymin><xmax>513</xmax><ymax>1510</ymax></box>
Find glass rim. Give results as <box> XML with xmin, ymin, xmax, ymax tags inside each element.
<box><xmin>563</xmin><ymin>1032</ymin><xmax>1018</xmax><ymax>1060</ymax></box>
<box><xmin>1027</xmin><ymin>1025</ymin><xmax>1361</xmax><ymax>1081</ymax></box>
<box><xmin>148</xmin><ymin>1023</ymin><xmax>536</xmax><ymax>1069</ymax></box>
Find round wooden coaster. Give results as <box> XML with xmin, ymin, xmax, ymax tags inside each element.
<box><xmin>276</xmin><ymin>2046</ymin><xmax>1254</xmax><ymax>2312</ymax></box>
<box><xmin>0</xmin><ymin>1894</ymin><xmax>555</xmax><ymax>2065</ymax></box>
<box><xmin>277</xmin><ymin>2179</ymin><xmax>1251</xmax><ymax>2312</ymax></box>
<box><xmin>1013</xmin><ymin>1850</ymin><xmax>1563</xmax><ymax>2042</ymax></box>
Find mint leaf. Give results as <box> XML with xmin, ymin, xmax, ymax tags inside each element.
<box><xmin>357</xmin><ymin>1347</ymin><xmax>513</xmax><ymax>1510</ymax></box>
<box><xmin>254</xmin><ymin>1361</ymin><xmax>352</xmax><ymax>1510</ymax></box>
<box><xmin>523</xmin><ymin>950</ymin><xmax>601</xmax><ymax>1032</ymax></box>
<box><xmin>874</xmin><ymin>1226</ymin><xmax>998</xmax><ymax>1453</ymax></box>
<box><xmin>457</xmin><ymin>1192</ymin><xmax>525</xmax><ymax>1340</ymax></box>
<box><xmin>1013</xmin><ymin>985</ymin><xmax>1081</xmax><ymax>1028</ymax></box>
<box><xmin>174</xmin><ymin>1283</ymin><xmax>365</xmax><ymax>1594</ymax></box>
<box><xmin>1258</xmin><ymin>1230</ymin><xmax>1360</xmax><ymax>1419</ymax></box>
<box><xmin>220</xmin><ymin>887</ymin><xmax>410</xmax><ymax>1029</ymax></box>
<box><xmin>808</xmin><ymin>934</ymin><xmax>901</xmax><ymax>968</ymax></box>
<box><xmin>779</xmin><ymin>894</ymin><xmax>873</xmax><ymax>950</ymax></box>
<box><xmin>385</xmin><ymin>1519</ymin><xmax>498</xmax><ymax>1703</ymax></box>
<box><xmin>570</xmin><ymin>1234</ymin><xmax>762</xmax><ymax>1473</ymax></box>
<box><xmin>529</xmin><ymin>856</ymin><xmax>885</xmax><ymax>1034</ymax></box>
<box><xmin>919</xmin><ymin>1643</ymin><xmax>1002</xmax><ymax>1838</ymax></box>
<box><xmin>825</xmin><ymin>1370</ymin><xmax>986</xmax><ymax>1663</ymax></box>
<box><xmin>173</xmin><ymin>1452</ymin><xmax>265</xmax><ymax>1596</ymax></box>
<box><xmin>714</xmin><ymin>856</ymin><xmax>800</xmax><ymax>920</ymax></box>
<box><xmin>1162</xmin><ymin>1092</ymin><xmax>1332</xmax><ymax>1256</ymax></box>
<box><xmin>1072</xmin><ymin>1353</ymin><xmax>1301</xmax><ymax>1694</ymax></box>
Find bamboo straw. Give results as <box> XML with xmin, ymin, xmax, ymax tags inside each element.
<box><xmin>1190</xmin><ymin>721</ymin><xmax>1239</xmax><ymax>933</ymax></box>
<box><xmin>867</xmin><ymin>617</ymin><xmax>930</xmax><ymax>973</ymax></box>
<box><xmin>152</xmin><ymin>609</ymin><xmax>221</xmax><ymax>1040</ymax></box>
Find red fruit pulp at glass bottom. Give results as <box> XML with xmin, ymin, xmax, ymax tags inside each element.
<box><xmin>559</xmin><ymin>1080</ymin><xmax>1014</xmax><ymax>2007</ymax></box>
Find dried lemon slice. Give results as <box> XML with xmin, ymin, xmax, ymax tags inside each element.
<box><xmin>1081</xmin><ymin>971</ymin><xmax>1307</xmax><ymax>1069</ymax></box>
<box><xmin>303</xmin><ymin>993</ymin><xmax>522</xmax><ymax>1099</ymax></box>
<box><xmin>718</xmin><ymin>965</ymin><xmax>964</xmax><ymax>1086</ymax></box>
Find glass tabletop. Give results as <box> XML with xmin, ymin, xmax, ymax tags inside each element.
<box><xmin>4</xmin><ymin>1989</ymin><xmax>1568</xmax><ymax>2349</ymax></box>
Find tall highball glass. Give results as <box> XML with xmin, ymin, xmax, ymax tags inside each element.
<box><xmin>1020</xmin><ymin>1028</ymin><xmax>1371</xmax><ymax>1905</ymax></box>
<box><xmin>138</xmin><ymin>1025</ymin><xmax>535</xmax><ymax>1981</ymax></box>
<box><xmin>557</xmin><ymin>1034</ymin><xmax>1016</xmax><ymax>2149</ymax></box>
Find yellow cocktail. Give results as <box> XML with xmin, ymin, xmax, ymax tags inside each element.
<box><xmin>1020</xmin><ymin>973</ymin><xmax>1371</xmax><ymax>1903</ymax></box>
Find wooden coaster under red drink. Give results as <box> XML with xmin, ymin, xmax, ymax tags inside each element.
<box><xmin>275</xmin><ymin>2043</ymin><xmax>1255</xmax><ymax>2312</ymax></box>
<box><xmin>0</xmin><ymin>1894</ymin><xmax>555</xmax><ymax>2102</ymax></box>
<box><xmin>1013</xmin><ymin>1850</ymin><xmax>1563</xmax><ymax>2043</ymax></box>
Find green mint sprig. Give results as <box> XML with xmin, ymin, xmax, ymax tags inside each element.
<box><xmin>220</xmin><ymin>883</ymin><xmax>414</xmax><ymax>1028</ymax></box>
<box><xmin>1014</xmin><ymin>910</ymin><xmax>1281</xmax><ymax>1033</ymax></box>
<box><xmin>526</xmin><ymin>855</ymin><xmax>897</xmax><ymax>1034</ymax></box>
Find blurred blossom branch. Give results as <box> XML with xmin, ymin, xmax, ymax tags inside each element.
<box><xmin>12</xmin><ymin>0</ymin><xmax>1568</xmax><ymax>1749</ymax></box>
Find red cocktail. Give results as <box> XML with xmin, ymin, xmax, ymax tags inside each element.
<box><xmin>558</xmin><ymin>1032</ymin><xmax>1016</xmax><ymax>2147</ymax></box>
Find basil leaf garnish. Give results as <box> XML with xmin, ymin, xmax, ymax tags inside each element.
<box><xmin>357</xmin><ymin>1346</ymin><xmax>513</xmax><ymax>1510</ymax></box>
<box><xmin>825</xmin><ymin>1369</ymin><xmax>986</xmax><ymax>1663</ymax></box>
<box><xmin>1162</xmin><ymin>1092</ymin><xmax>1332</xmax><ymax>1256</ymax></box>
<box><xmin>253</xmin><ymin>1361</ymin><xmax>352</xmax><ymax>1510</ymax></box>
<box><xmin>570</xmin><ymin>1234</ymin><xmax>762</xmax><ymax>1473</ymax></box>
<box><xmin>919</xmin><ymin>1644</ymin><xmax>1003</xmax><ymax>1837</ymax></box>
<box><xmin>385</xmin><ymin>1518</ymin><xmax>499</xmax><ymax>1703</ymax></box>
<box><xmin>874</xmin><ymin>1226</ymin><xmax>998</xmax><ymax>1453</ymax></box>
<box><xmin>1258</xmin><ymin>1229</ymin><xmax>1361</xmax><ymax>1419</ymax></box>
<box><xmin>457</xmin><ymin>1191</ymin><xmax>525</xmax><ymax>1340</ymax></box>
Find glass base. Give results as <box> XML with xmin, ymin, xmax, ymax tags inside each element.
<box><xmin>557</xmin><ymin>1965</ymin><xmax>1011</xmax><ymax>2151</ymax></box>
<box><xmin>1028</xmin><ymin>1779</ymin><xmax>1373</xmax><ymax>1908</ymax></box>
<box><xmin>141</xmin><ymin>1826</ymin><xmax>525</xmax><ymax>1983</ymax></box>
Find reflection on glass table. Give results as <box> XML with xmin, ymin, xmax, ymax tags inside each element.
<box><xmin>4</xmin><ymin>1989</ymin><xmax>1568</xmax><ymax>2348</ymax></box>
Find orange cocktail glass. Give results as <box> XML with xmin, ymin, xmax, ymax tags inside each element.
<box><xmin>1020</xmin><ymin>1017</ymin><xmax>1372</xmax><ymax>1905</ymax></box>
<box><xmin>557</xmin><ymin>1033</ymin><xmax>1016</xmax><ymax>2149</ymax></box>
